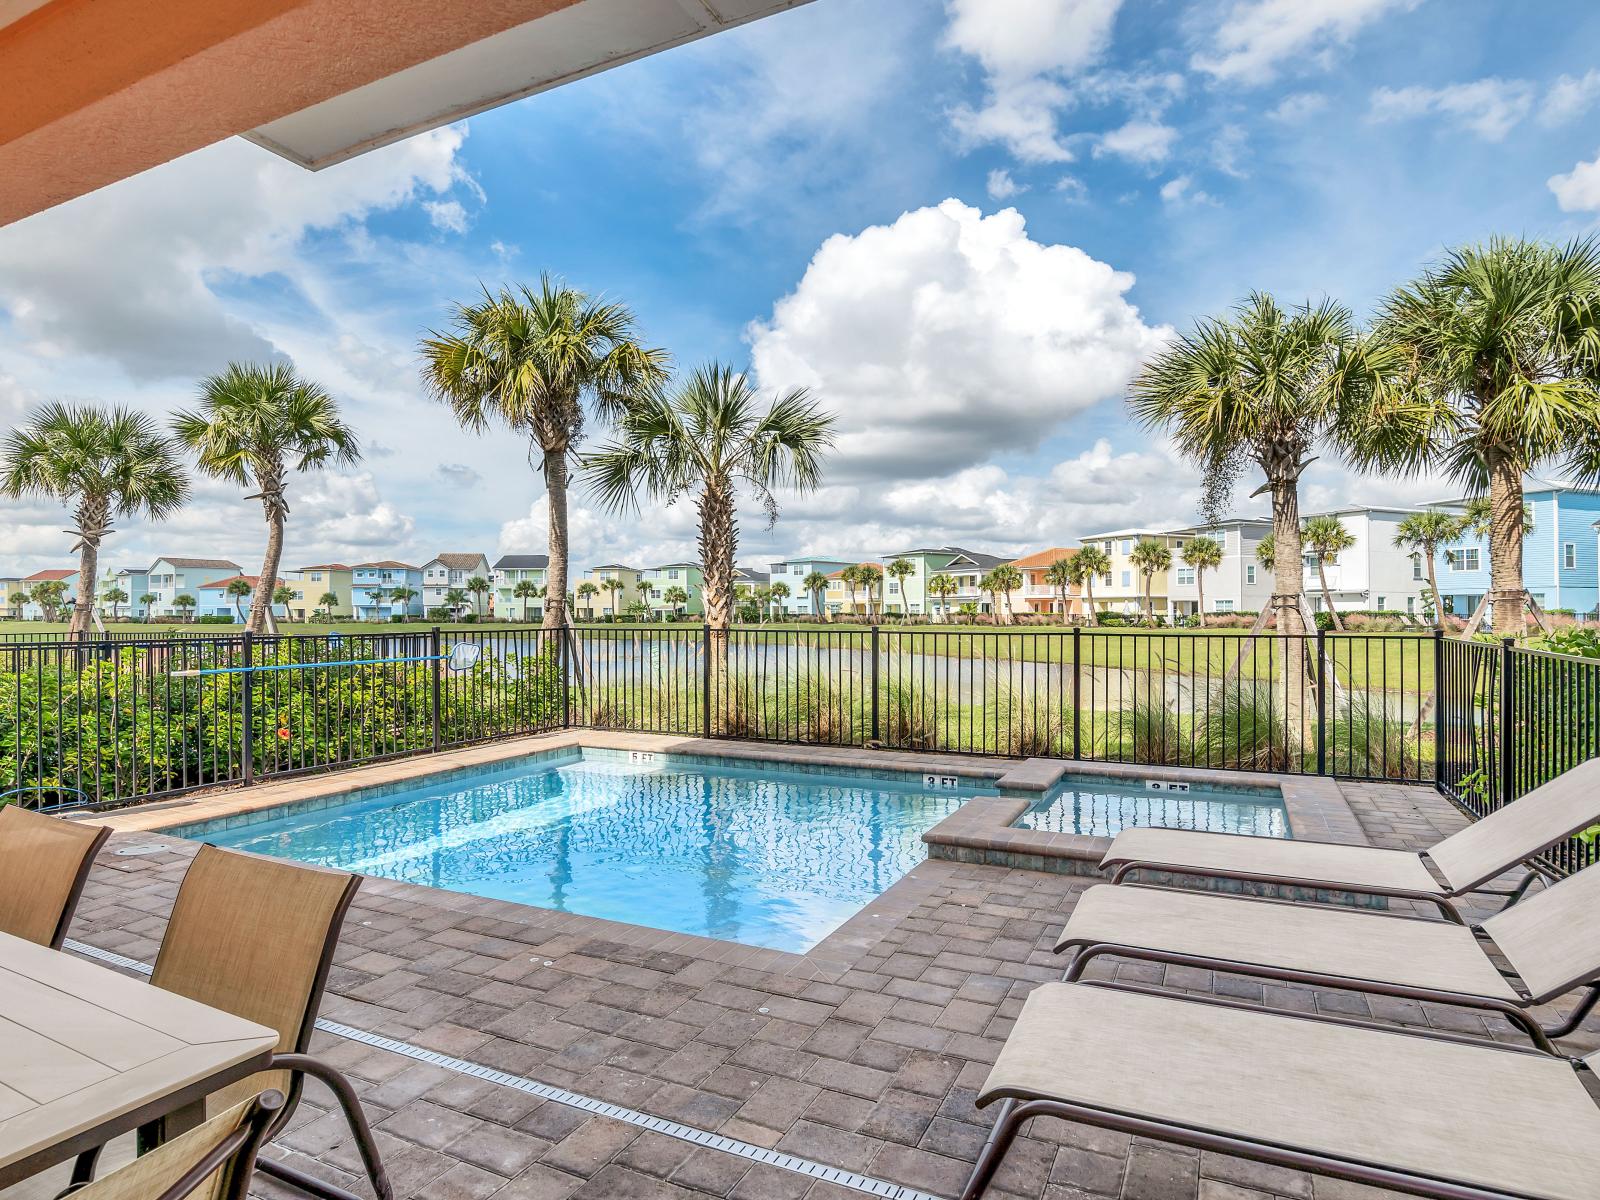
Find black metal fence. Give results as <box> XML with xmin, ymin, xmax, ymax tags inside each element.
<box><xmin>3</xmin><ymin>623</ymin><xmax>1596</xmax><ymax>875</ymax></box>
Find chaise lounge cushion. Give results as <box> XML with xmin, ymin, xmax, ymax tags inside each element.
<box><xmin>1099</xmin><ymin>827</ymin><xmax>1441</xmax><ymax>892</ymax></box>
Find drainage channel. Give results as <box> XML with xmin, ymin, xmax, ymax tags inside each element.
<box><xmin>64</xmin><ymin>938</ymin><xmax>948</xmax><ymax>1200</ymax></box>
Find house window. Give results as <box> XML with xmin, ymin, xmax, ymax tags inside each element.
<box><xmin>1119</xmin><ymin>540</ymin><xmax>1132</xmax><ymax>555</ymax></box>
<box><xmin>1172</xmin><ymin>541</ymin><xmax>1184</xmax><ymax>553</ymax></box>
<box><xmin>1101</xmin><ymin>574</ymin><xmax>1112</xmax><ymax>588</ymax></box>
<box><xmin>1102</xmin><ymin>541</ymin><xmax>1113</xmax><ymax>555</ymax></box>
<box><xmin>1376</xmin><ymin>596</ymin><xmax>1386</xmax><ymax>610</ymax></box>
<box><xmin>1214</xmin><ymin>599</ymin><xmax>1234</xmax><ymax>613</ymax></box>
<box><xmin>1176</xmin><ymin>568</ymin><xmax>1195</xmax><ymax>585</ymax></box>
<box><xmin>1407</xmin><ymin>596</ymin><xmax>1417</xmax><ymax>614</ymax></box>
<box><xmin>1245</xmin><ymin>564</ymin><xmax>1256</xmax><ymax>585</ymax></box>
<box><xmin>1564</xmin><ymin>542</ymin><xmax>1577</xmax><ymax>570</ymax></box>
<box><xmin>1120</xmin><ymin>571</ymin><xmax>1131</xmax><ymax>587</ymax></box>
<box><xmin>1452</xmin><ymin>547</ymin><xmax>1480</xmax><ymax>572</ymax></box>
<box><xmin>1411</xmin><ymin>554</ymin><xmax>1423</xmax><ymax>581</ymax></box>
<box><xmin>887</xmin><ymin>581</ymin><xmax>899</xmax><ymax>593</ymax></box>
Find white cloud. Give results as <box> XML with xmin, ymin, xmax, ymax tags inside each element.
<box><xmin>747</xmin><ymin>199</ymin><xmax>1170</xmax><ymax>484</ymax></box>
<box><xmin>436</xmin><ymin>463</ymin><xmax>483</xmax><ymax>489</ymax></box>
<box><xmin>1209</xmin><ymin>123</ymin><xmax>1249</xmax><ymax>177</ymax></box>
<box><xmin>1370</xmin><ymin>78</ymin><xmax>1536</xmax><ymax>142</ymax></box>
<box><xmin>944</xmin><ymin>0</ymin><xmax>1125</xmax><ymax>164</ymax></box>
<box><xmin>1549</xmin><ymin>151</ymin><xmax>1600</xmax><ymax>213</ymax></box>
<box><xmin>1268</xmin><ymin>92</ymin><xmax>1329</xmax><ymax>122</ymax></box>
<box><xmin>1159</xmin><ymin>175</ymin><xmax>1215</xmax><ymax>207</ymax></box>
<box><xmin>1540</xmin><ymin>70</ymin><xmax>1600</xmax><ymax>126</ymax></box>
<box><xmin>0</xmin><ymin>127</ymin><xmax>476</xmax><ymax>382</ymax></box>
<box><xmin>423</xmin><ymin>199</ymin><xmax>470</xmax><ymax>234</ymax></box>
<box><xmin>1054</xmin><ymin>175</ymin><xmax>1090</xmax><ymax>203</ymax></box>
<box><xmin>1094</xmin><ymin>120</ymin><xmax>1178</xmax><ymax>165</ymax></box>
<box><xmin>1194</xmin><ymin>0</ymin><xmax>1419</xmax><ymax>85</ymax></box>
<box><xmin>986</xmin><ymin>168</ymin><xmax>1027</xmax><ymax>200</ymax></box>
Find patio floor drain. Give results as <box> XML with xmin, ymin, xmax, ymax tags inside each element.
<box><xmin>64</xmin><ymin>938</ymin><xmax>948</xmax><ymax>1200</ymax></box>
<box><xmin>110</xmin><ymin>843</ymin><xmax>172</xmax><ymax>856</ymax></box>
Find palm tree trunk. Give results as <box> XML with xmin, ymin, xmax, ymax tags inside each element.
<box><xmin>1196</xmin><ymin>569</ymin><xmax>1206</xmax><ymax>629</ymax></box>
<box><xmin>1316</xmin><ymin>561</ymin><xmax>1344</xmax><ymax>631</ymax></box>
<box><xmin>1487</xmin><ymin>448</ymin><xmax>1525</xmax><ymax>635</ymax></box>
<box><xmin>1085</xmin><ymin>577</ymin><xmax>1095</xmax><ymax>622</ymax></box>
<box><xmin>1426</xmin><ymin>551</ymin><xmax>1443</xmax><ymax>631</ymax></box>
<box><xmin>249</xmin><ymin>468</ymin><xmax>286</xmax><ymax>635</ymax></box>
<box><xmin>1268</xmin><ymin>472</ymin><xmax>1306</xmax><ymax>634</ymax></box>
<box><xmin>543</xmin><ymin>446</ymin><xmax>570</xmax><ymax>631</ymax></box>
<box><xmin>1143</xmin><ymin>576</ymin><xmax>1153</xmax><ymax>626</ymax></box>
<box><xmin>69</xmin><ymin>500</ymin><xmax>105</xmax><ymax>638</ymax></box>
<box><xmin>698</xmin><ymin>480</ymin><xmax>736</xmax><ymax>731</ymax></box>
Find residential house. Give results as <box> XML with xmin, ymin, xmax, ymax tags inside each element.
<box><xmin>823</xmin><ymin>563</ymin><xmax>881</xmax><ymax>617</ymax></box>
<box><xmin>877</xmin><ymin>547</ymin><xmax>1011</xmax><ymax>617</ymax></box>
<box><xmin>0</xmin><ymin>577</ymin><xmax>23</xmax><ymax>618</ymax></box>
<box><xmin>18</xmin><ymin>569</ymin><xmax>77</xmax><ymax>620</ymax></box>
<box><xmin>1298</xmin><ymin>506</ymin><xmax>1430</xmax><ymax>618</ymax></box>
<box><xmin>422</xmin><ymin>553</ymin><xmax>493</xmax><ymax>618</ymax></box>
<box><xmin>111</xmin><ymin>566</ymin><xmax>150</xmax><ymax>619</ymax></box>
<box><xmin>351</xmin><ymin>562</ymin><xmax>423</xmax><ymax>621</ymax></box>
<box><xmin>143</xmin><ymin>557</ymin><xmax>240</xmax><ymax>619</ymax></box>
<box><xmin>292</xmin><ymin>564</ymin><xmax>354</xmax><ymax>619</ymax></box>
<box><xmin>766</xmin><ymin>556</ymin><xmax>857</xmax><ymax>616</ymax></box>
<box><xmin>493</xmin><ymin>555</ymin><xmax>550</xmax><ymax>623</ymax></box>
<box><xmin>1164</xmin><ymin>518</ymin><xmax>1274</xmax><ymax>618</ymax></box>
<box><xmin>577</xmin><ymin>564</ymin><xmax>642</xmax><ymax>619</ymax></box>
<box><xmin>639</xmin><ymin>563</ymin><xmax>704</xmax><ymax>618</ymax></box>
<box><xmin>1076</xmin><ymin>530</ymin><xmax>1186</xmax><ymax>619</ymax></box>
<box><xmin>1009</xmin><ymin>547</ymin><xmax>1080</xmax><ymax>617</ymax></box>
<box><xmin>1434</xmin><ymin>482</ymin><xmax>1600</xmax><ymax>619</ymax></box>
<box><xmin>195</xmin><ymin>574</ymin><xmax>260</xmax><ymax>620</ymax></box>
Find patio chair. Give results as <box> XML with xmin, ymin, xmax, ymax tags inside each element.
<box><xmin>125</xmin><ymin>845</ymin><xmax>390</xmax><ymax>1200</ymax></box>
<box><xmin>67</xmin><ymin>1092</ymin><xmax>283</xmax><ymax>1200</ymax></box>
<box><xmin>0</xmin><ymin>804</ymin><xmax>111</xmax><ymax>948</ymax></box>
<box><xmin>1099</xmin><ymin>757</ymin><xmax>1600</xmax><ymax>921</ymax></box>
<box><xmin>960</xmin><ymin>982</ymin><xmax>1600</xmax><ymax>1200</ymax></box>
<box><xmin>1055</xmin><ymin>860</ymin><xmax>1600</xmax><ymax>1051</ymax></box>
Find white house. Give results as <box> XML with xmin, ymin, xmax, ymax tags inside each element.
<box><xmin>1164</xmin><ymin>517</ymin><xmax>1275</xmax><ymax>617</ymax></box>
<box><xmin>1299</xmin><ymin>506</ymin><xmax>1430</xmax><ymax>618</ymax></box>
<box><xmin>422</xmin><ymin>553</ymin><xmax>492</xmax><ymax>617</ymax></box>
<box><xmin>144</xmin><ymin>557</ymin><xmax>241</xmax><ymax>618</ymax></box>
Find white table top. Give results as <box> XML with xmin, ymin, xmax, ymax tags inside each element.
<box><xmin>0</xmin><ymin>931</ymin><xmax>278</xmax><ymax>1185</ymax></box>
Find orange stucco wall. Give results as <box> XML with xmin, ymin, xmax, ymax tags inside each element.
<box><xmin>0</xmin><ymin>0</ymin><xmax>581</xmax><ymax>226</ymax></box>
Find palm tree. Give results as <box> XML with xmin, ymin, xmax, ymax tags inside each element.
<box><xmin>1393</xmin><ymin>510</ymin><xmax>1465</xmax><ymax>630</ymax></box>
<box><xmin>225</xmin><ymin>578</ymin><xmax>252</xmax><ymax>622</ymax></box>
<box><xmin>1129</xmin><ymin>539</ymin><xmax>1173</xmax><ymax>626</ymax></box>
<box><xmin>1301</xmin><ymin>514</ymin><xmax>1355</xmax><ymax>629</ymax></box>
<box><xmin>1355</xmin><ymin>238</ymin><xmax>1600</xmax><ymax>633</ymax></box>
<box><xmin>317</xmin><ymin>590</ymin><xmax>340</xmax><ymax>619</ymax></box>
<box><xmin>419</xmin><ymin>278</ymin><xmax>669</xmax><ymax>631</ymax></box>
<box><xmin>635</xmin><ymin>579</ymin><xmax>653</xmax><ymax>617</ymax></box>
<box><xmin>466</xmin><ymin>575</ymin><xmax>491</xmax><ymax>619</ymax></box>
<box><xmin>272</xmin><ymin>583</ymin><xmax>295</xmax><ymax>621</ymax></box>
<box><xmin>986</xmin><ymin>563</ymin><xmax>1022</xmax><ymax>624</ymax></box>
<box><xmin>663</xmin><ymin>585</ymin><xmax>689</xmax><ymax>617</ymax></box>
<box><xmin>927</xmin><ymin>573</ymin><xmax>958</xmax><ymax>622</ymax></box>
<box><xmin>575</xmin><ymin>581</ymin><xmax>599</xmax><ymax>620</ymax></box>
<box><xmin>856</xmin><ymin>564</ymin><xmax>883</xmax><ymax>622</ymax></box>
<box><xmin>584</xmin><ymin>364</ymin><xmax>833</xmax><ymax>662</ymax></box>
<box><xmin>444</xmin><ymin>586</ymin><xmax>470</xmax><ymax>621</ymax></box>
<box><xmin>769</xmin><ymin>580</ymin><xmax>791</xmax><ymax>620</ymax></box>
<box><xmin>174</xmin><ymin>363</ymin><xmax>358</xmax><ymax>635</ymax></box>
<box><xmin>602</xmin><ymin>577</ymin><xmax>624</xmax><ymax>620</ymax></box>
<box><xmin>514</xmin><ymin>579</ymin><xmax>541</xmax><ymax>622</ymax></box>
<box><xmin>1043</xmin><ymin>556</ymin><xmax>1075</xmax><ymax>622</ymax></box>
<box><xmin>1068</xmin><ymin>545</ymin><xmax>1110</xmax><ymax>621</ymax></box>
<box><xmin>1</xmin><ymin>402</ymin><xmax>188</xmax><ymax>636</ymax></box>
<box><xmin>1181</xmin><ymin>536</ymin><xmax>1223</xmax><ymax>627</ymax></box>
<box><xmin>138</xmin><ymin>592</ymin><xmax>157</xmax><ymax>622</ymax></box>
<box><xmin>32</xmin><ymin>581</ymin><xmax>67</xmax><ymax>622</ymax></box>
<box><xmin>1129</xmin><ymin>293</ymin><xmax>1393</xmax><ymax>633</ymax></box>
<box><xmin>803</xmin><ymin>571</ymin><xmax>829</xmax><ymax>619</ymax></box>
<box><xmin>173</xmin><ymin>593</ymin><xmax>197</xmax><ymax>623</ymax></box>
<box><xmin>389</xmin><ymin>585</ymin><xmax>416</xmax><ymax>618</ymax></box>
<box><xmin>101</xmin><ymin>585</ymin><xmax>128</xmax><ymax>621</ymax></box>
<box><xmin>840</xmin><ymin>565</ymin><xmax>863</xmax><ymax>618</ymax></box>
<box><xmin>887</xmin><ymin>558</ymin><xmax>914</xmax><ymax>620</ymax></box>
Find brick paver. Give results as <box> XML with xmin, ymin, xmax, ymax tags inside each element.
<box><xmin>8</xmin><ymin>777</ymin><xmax>1595</xmax><ymax>1200</ymax></box>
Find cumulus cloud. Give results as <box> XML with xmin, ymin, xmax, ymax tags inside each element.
<box><xmin>1055</xmin><ymin>175</ymin><xmax>1090</xmax><ymax>203</ymax></box>
<box><xmin>1549</xmin><ymin>151</ymin><xmax>1600</xmax><ymax>213</ymax></box>
<box><xmin>1194</xmin><ymin>0</ymin><xmax>1417</xmax><ymax>85</ymax></box>
<box><xmin>747</xmin><ymin>199</ymin><xmax>1169</xmax><ymax>485</ymax></box>
<box><xmin>1268</xmin><ymin>92</ymin><xmax>1329</xmax><ymax>122</ymax></box>
<box><xmin>436</xmin><ymin>463</ymin><xmax>483</xmax><ymax>490</ymax></box>
<box><xmin>423</xmin><ymin>199</ymin><xmax>471</xmax><ymax>234</ymax></box>
<box><xmin>1540</xmin><ymin>70</ymin><xmax>1600</xmax><ymax>126</ymax></box>
<box><xmin>1369</xmin><ymin>79</ymin><xmax>1536</xmax><ymax>142</ymax></box>
<box><xmin>986</xmin><ymin>169</ymin><xmax>1027</xmax><ymax>200</ymax></box>
<box><xmin>1094</xmin><ymin>120</ymin><xmax>1178</xmax><ymax>165</ymax></box>
<box><xmin>1159</xmin><ymin>175</ymin><xmax>1215</xmax><ymax>207</ymax></box>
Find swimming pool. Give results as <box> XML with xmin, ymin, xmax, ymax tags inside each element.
<box><xmin>1016</xmin><ymin>776</ymin><xmax>1290</xmax><ymax>839</ymax></box>
<box><xmin>168</xmin><ymin>750</ymin><xmax>989</xmax><ymax>953</ymax></box>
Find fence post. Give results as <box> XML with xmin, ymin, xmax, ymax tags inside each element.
<box><xmin>1071</xmin><ymin>626</ymin><xmax>1082</xmax><ymax>760</ymax></box>
<box><xmin>430</xmin><ymin>626</ymin><xmax>442</xmax><ymax>752</ymax></box>
<box><xmin>1499</xmin><ymin>637</ymin><xmax>1516</xmax><ymax>808</ymax></box>
<box><xmin>870</xmin><ymin>624</ymin><xmax>881</xmax><ymax>744</ymax></box>
<box><xmin>1315</xmin><ymin>629</ymin><xmax>1327</xmax><ymax>776</ymax></box>
<box><xmin>701</xmin><ymin>624</ymin><xmax>712</xmax><ymax>739</ymax></box>
<box><xmin>560</xmin><ymin>625</ymin><xmax>571</xmax><ymax>729</ymax></box>
<box><xmin>1432</xmin><ymin>629</ymin><xmax>1445</xmax><ymax>790</ymax></box>
<box><xmin>241</xmin><ymin>631</ymin><xmax>255</xmax><ymax>785</ymax></box>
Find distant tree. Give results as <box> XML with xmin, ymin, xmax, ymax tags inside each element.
<box><xmin>101</xmin><ymin>585</ymin><xmax>129</xmax><ymax>621</ymax></box>
<box><xmin>173</xmin><ymin>593</ymin><xmax>197</xmax><ymax>623</ymax></box>
<box><xmin>1392</xmin><ymin>510</ymin><xmax>1465</xmax><ymax>631</ymax></box>
<box><xmin>11</xmin><ymin>592</ymin><xmax>28</xmax><ymax>620</ymax></box>
<box><xmin>30</xmin><ymin>580</ymin><xmax>69</xmax><ymax>622</ymax></box>
<box><xmin>272</xmin><ymin>583</ymin><xmax>295</xmax><ymax>621</ymax></box>
<box><xmin>1302</xmin><ymin>514</ymin><xmax>1356</xmax><ymax>629</ymax></box>
<box><xmin>769</xmin><ymin>580</ymin><xmax>791</xmax><ymax>620</ymax></box>
<box><xmin>856</xmin><ymin>564</ymin><xmax>883</xmax><ymax>621</ymax></box>
<box><xmin>1069</xmin><ymin>545</ymin><xmax>1111</xmax><ymax>621</ymax></box>
<box><xmin>803</xmin><ymin>571</ymin><xmax>829</xmax><ymax>619</ymax></box>
<box><xmin>225</xmin><ymin>578</ymin><xmax>252</xmax><ymax>622</ymax></box>
<box><xmin>1043</xmin><ymin>557</ymin><xmax>1075</xmax><ymax>622</ymax></box>
<box><xmin>663</xmin><ymin>585</ymin><xmax>689</xmax><ymax>617</ymax></box>
<box><xmin>839</xmin><ymin>566</ymin><xmax>863</xmax><ymax>617</ymax></box>
<box><xmin>466</xmin><ymin>574</ymin><xmax>491</xmax><ymax>619</ymax></box>
<box><xmin>601</xmin><ymin>576</ymin><xmax>624</xmax><ymax>619</ymax></box>
<box><xmin>317</xmin><ymin>590</ymin><xmax>340</xmax><ymax>612</ymax></box>
<box><xmin>887</xmin><ymin>558</ymin><xmax>914</xmax><ymax>620</ymax></box>
<box><xmin>576</xmin><ymin>581</ymin><xmax>599</xmax><ymax>620</ymax></box>
<box><xmin>1255</xmin><ymin>534</ymin><xmax>1276</xmax><ymax>573</ymax></box>
<box><xmin>389</xmin><ymin>585</ymin><xmax>417</xmax><ymax>617</ymax></box>
<box><xmin>444</xmin><ymin>586</ymin><xmax>470</xmax><ymax>621</ymax></box>
<box><xmin>513</xmin><ymin>579</ymin><xmax>541</xmax><ymax>622</ymax></box>
<box><xmin>1129</xmin><ymin>539</ymin><xmax>1173</xmax><ymax>627</ymax></box>
<box><xmin>138</xmin><ymin>592</ymin><xmax>157</xmax><ymax>622</ymax></box>
<box><xmin>984</xmin><ymin>563</ymin><xmax>1023</xmax><ymax>624</ymax></box>
<box><xmin>927</xmin><ymin>573</ymin><xmax>958</xmax><ymax>622</ymax></box>
<box><xmin>1181</xmin><ymin>536</ymin><xmax>1224</xmax><ymax>627</ymax></box>
<box><xmin>1</xmin><ymin>402</ymin><xmax>188</xmax><ymax>636</ymax></box>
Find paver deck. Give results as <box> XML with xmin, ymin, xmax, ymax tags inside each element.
<box><xmin>5</xmin><ymin>750</ymin><xmax>1595</xmax><ymax>1200</ymax></box>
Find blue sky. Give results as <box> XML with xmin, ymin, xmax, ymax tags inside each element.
<box><xmin>3</xmin><ymin>0</ymin><xmax>1600</xmax><ymax>578</ymax></box>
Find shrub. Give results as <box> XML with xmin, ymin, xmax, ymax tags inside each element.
<box><xmin>195</xmin><ymin>614</ymin><xmax>235</xmax><ymax>625</ymax></box>
<box><xmin>1325</xmin><ymin>694</ymin><xmax>1418</xmax><ymax>779</ymax></box>
<box><xmin>1533</xmin><ymin>627</ymin><xmax>1600</xmax><ymax>659</ymax></box>
<box><xmin>1199</xmin><ymin>678</ymin><xmax>1298</xmax><ymax>771</ymax></box>
<box><xmin>1104</xmin><ymin>695</ymin><xmax>1182</xmax><ymax>764</ymax></box>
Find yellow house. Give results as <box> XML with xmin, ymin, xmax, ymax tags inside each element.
<box><xmin>1078</xmin><ymin>529</ymin><xmax>1187</xmax><ymax>620</ymax></box>
<box><xmin>579</xmin><ymin>565</ymin><xmax>642</xmax><ymax>619</ymax></box>
<box><xmin>286</xmin><ymin>564</ymin><xmax>354</xmax><ymax>620</ymax></box>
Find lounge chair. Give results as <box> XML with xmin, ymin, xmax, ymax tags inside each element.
<box><xmin>960</xmin><ymin>982</ymin><xmax>1600</xmax><ymax>1200</ymax></box>
<box><xmin>1055</xmin><ymin>860</ymin><xmax>1600</xmax><ymax>1051</ymax></box>
<box><xmin>0</xmin><ymin>804</ymin><xmax>111</xmax><ymax>948</ymax></box>
<box><xmin>1100</xmin><ymin>758</ymin><xmax>1600</xmax><ymax>921</ymax></box>
<box><xmin>70</xmin><ymin>1092</ymin><xmax>283</xmax><ymax>1200</ymax></box>
<box><xmin>74</xmin><ymin>845</ymin><xmax>391</xmax><ymax>1200</ymax></box>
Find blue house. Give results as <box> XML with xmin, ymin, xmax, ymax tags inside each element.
<box><xmin>350</xmin><ymin>562</ymin><xmax>423</xmax><ymax>621</ymax></box>
<box><xmin>1433</xmin><ymin>482</ymin><xmax>1600</xmax><ymax>618</ymax></box>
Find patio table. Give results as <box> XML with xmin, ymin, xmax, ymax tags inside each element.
<box><xmin>0</xmin><ymin>930</ymin><xmax>278</xmax><ymax>1189</ymax></box>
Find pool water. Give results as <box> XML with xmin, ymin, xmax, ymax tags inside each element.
<box><xmin>1017</xmin><ymin>778</ymin><xmax>1290</xmax><ymax>839</ymax></box>
<box><xmin>172</xmin><ymin>752</ymin><xmax>984</xmax><ymax>953</ymax></box>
